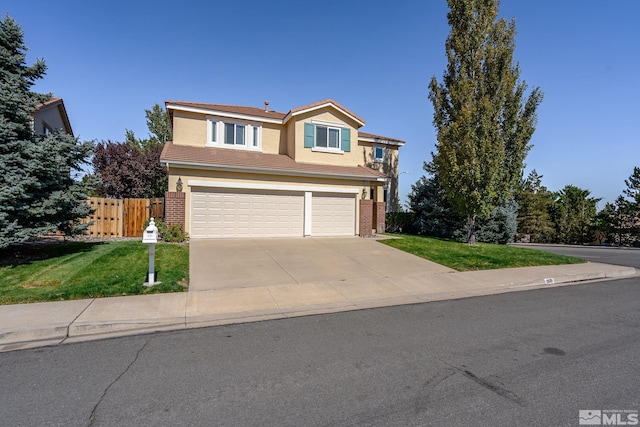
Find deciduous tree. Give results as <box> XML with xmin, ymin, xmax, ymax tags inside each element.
<box><xmin>92</xmin><ymin>141</ymin><xmax>165</xmax><ymax>198</ymax></box>
<box><xmin>93</xmin><ymin>103</ymin><xmax>170</xmax><ymax>198</ymax></box>
<box><xmin>429</xmin><ymin>0</ymin><xmax>543</xmax><ymax>244</ymax></box>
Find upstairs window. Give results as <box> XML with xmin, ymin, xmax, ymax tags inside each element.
<box><xmin>304</xmin><ymin>122</ymin><xmax>350</xmax><ymax>152</ymax></box>
<box><xmin>225</xmin><ymin>123</ymin><xmax>245</xmax><ymax>145</ymax></box>
<box><xmin>207</xmin><ymin>117</ymin><xmax>261</xmax><ymax>151</ymax></box>
<box><xmin>210</xmin><ymin>122</ymin><xmax>217</xmax><ymax>143</ymax></box>
<box><xmin>374</xmin><ymin>145</ymin><xmax>385</xmax><ymax>162</ymax></box>
<box><xmin>315</xmin><ymin>126</ymin><xmax>340</xmax><ymax>149</ymax></box>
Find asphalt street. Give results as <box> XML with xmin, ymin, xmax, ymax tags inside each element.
<box><xmin>514</xmin><ymin>243</ymin><xmax>640</xmax><ymax>269</ymax></box>
<box><xmin>1</xmin><ymin>273</ymin><xmax>638</xmax><ymax>426</ymax></box>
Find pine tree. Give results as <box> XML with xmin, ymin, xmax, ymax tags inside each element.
<box><xmin>0</xmin><ymin>15</ymin><xmax>94</xmax><ymax>248</ymax></box>
<box><xmin>515</xmin><ymin>170</ymin><xmax>554</xmax><ymax>242</ymax></box>
<box><xmin>409</xmin><ymin>161</ymin><xmax>518</xmax><ymax>244</ymax></box>
<box><xmin>551</xmin><ymin>185</ymin><xmax>600</xmax><ymax>245</ymax></box>
<box><xmin>429</xmin><ymin>0</ymin><xmax>543</xmax><ymax>244</ymax></box>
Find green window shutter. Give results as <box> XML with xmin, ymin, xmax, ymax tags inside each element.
<box><xmin>341</xmin><ymin>128</ymin><xmax>351</xmax><ymax>152</ymax></box>
<box><xmin>304</xmin><ymin>123</ymin><xmax>314</xmax><ymax>148</ymax></box>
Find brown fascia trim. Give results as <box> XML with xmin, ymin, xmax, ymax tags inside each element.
<box><xmin>358</xmin><ymin>133</ymin><xmax>405</xmax><ymax>146</ymax></box>
<box><xmin>282</xmin><ymin>99</ymin><xmax>366</xmax><ymax>127</ymax></box>
<box><xmin>165</xmin><ymin>101</ymin><xmax>284</xmax><ymax>124</ymax></box>
<box><xmin>160</xmin><ymin>159</ymin><xmax>388</xmax><ymax>182</ymax></box>
<box><xmin>56</xmin><ymin>102</ymin><xmax>73</xmax><ymax>136</ymax></box>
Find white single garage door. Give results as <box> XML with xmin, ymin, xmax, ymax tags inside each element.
<box><xmin>311</xmin><ymin>193</ymin><xmax>356</xmax><ymax>236</ymax></box>
<box><xmin>191</xmin><ymin>188</ymin><xmax>304</xmax><ymax>238</ymax></box>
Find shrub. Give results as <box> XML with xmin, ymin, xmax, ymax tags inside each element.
<box><xmin>142</xmin><ymin>218</ymin><xmax>188</xmax><ymax>242</ymax></box>
<box><xmin>163</xmin><ymin>224</ymin><xmax>188</xmax><ymax>243</ymax></box>
<box><xmin>385</xmin><ymin>212</ymin><xmax>416</xmax><ymax>234</ymax></box>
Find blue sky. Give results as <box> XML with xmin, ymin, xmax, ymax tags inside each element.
<box><xmin>4</xmin><ymin>0</ymin><xmax>639</xmax><ymax>208</ymax></box>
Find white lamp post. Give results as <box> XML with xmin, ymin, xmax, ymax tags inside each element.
<box><xmin>142</xmin><ymin>217</ymin><xmax>159</xmax><ymax>286</ymax></box>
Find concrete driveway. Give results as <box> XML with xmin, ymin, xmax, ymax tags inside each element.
<box><xmin>189</xmin><ymin>237</ymin><xmax>454</xmax><ymax>291</ymax></box>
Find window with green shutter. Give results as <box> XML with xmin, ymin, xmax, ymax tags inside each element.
<box><xmin>306</xmin><ymin>123</ymin><xmax>351</xmax><ymax>152</ymax></box>
<box><xmin>341</xmin><ymin>128</ymin><xmax>351</xmax><ymax>152</ymax></box>
<box><xmin>304</xmin><ymin>123</ymin><xmax>315</xmax><ymax>148</ymax></box>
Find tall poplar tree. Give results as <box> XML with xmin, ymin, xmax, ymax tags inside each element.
<box><xmin>0</xmin><ymin>15</ymin><xmax>94</xmax><ymax>248</ymax></box>
<box><xmin>429</xmin><ymin>0</ymin><xmax>543</xmax><ymax>244</ymax></box>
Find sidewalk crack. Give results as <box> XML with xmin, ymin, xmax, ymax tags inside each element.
<box><xmin>61</xmin><ymin>299</ymin><xmax>96</xmax><ymax>344</ymax></box>
<box><xmin>87</xmin><ymin>336</ymin><xmax>152</xmax><ymax>425</ymax></box>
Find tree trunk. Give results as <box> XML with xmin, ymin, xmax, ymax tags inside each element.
<box><xmin>466</xmin><ymin>215</ymin><xmax>477</xmax><ymax>245</ymax></box>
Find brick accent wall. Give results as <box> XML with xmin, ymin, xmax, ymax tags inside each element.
<box><xmin>374</xmin><ymin>201</ymin><xmax>386</xmax><ymax>233</ymax></box>
<box><xmin>165</xmin><ymin>191</ymin><xmax>185</xmax><ymax>227</ymax></box>
<box><xmin>359</xmin><ymin>199</ymin><xmax>373</xmax><ymax>238</ymax></box>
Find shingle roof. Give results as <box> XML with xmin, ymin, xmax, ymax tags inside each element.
<box><xmin>166</xmin><ymin>99</ymin><xmax>366</xmax><ymax>127</ymax></box>
<box><xmin>165</xmin><ymin>101</ymin><xmax>287</xmax><ymax>121</ymax></box>
<box><xmin>160</xmin><ymin>143</ymin><xmax>387</xmax><ymax>181</ymax></box>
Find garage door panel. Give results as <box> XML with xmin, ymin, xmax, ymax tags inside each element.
<box><xmin>312</xmin><ymin>193</ymin><xmax>356</xmax><ymax>237</ymax></box>
<box><xmin>191</xmin><ymin>189</ymin><xmax>304</xmax><ymax>238</ymax></box>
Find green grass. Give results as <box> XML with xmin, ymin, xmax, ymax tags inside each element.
<box><xmin>379</xmin><ymin>234</ymin><xmax>585</xmax><ymax>271</ymax></box>
<box><xmin>0</xmin><ymin>241</ymin><xmax>189</xmax><ymax>305</ymax></box>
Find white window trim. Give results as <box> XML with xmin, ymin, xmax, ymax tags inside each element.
<box><xmin>311</xmin><ymin>119</ymin><xmax>345</xmax><ymax>128</ymax></box>
<box><xmin>312</xmin><ymin>146</ymin><xmax>344</xmax><ymax>154</ymax></box>
<box><xmin>311</xmin><ymin>121</ymin><xmax>343</xmax><ymax>151</ymax></box>
<box><xmin>374</xmin><ymin>145</ymin><xmax>385</xmax><ymax>162</ymax></box>
<box><xmin>206</xmin><ymin>115</ymin><xmax>262</xmax><ymax>151</ymax></box>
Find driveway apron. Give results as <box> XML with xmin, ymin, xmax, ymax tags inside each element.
<box><xmin>189</xmin><ymin>237</ymin><xmax>453</xmax><ymax>292</ymax></box>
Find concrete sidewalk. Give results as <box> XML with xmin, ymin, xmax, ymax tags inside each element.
<box><xmin>0</xmin><ymin>259</ymin><xmax>635</xmax><ymax>352</ymax></box>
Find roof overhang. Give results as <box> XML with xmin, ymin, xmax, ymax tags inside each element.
<box><xmin>283</xmin><ymin>100</ymin><xmax>366</xmax><ymax>128</ymax></box>
<box><xmin>358</xmin><ymin>135</ymin><xmax>405</xmax><ymax>146</ymax></box>
<box><xmin>165</xmin><ymin>102</ymin><xmax>283</xmax><ymax>125</ymax></box>
<box><xmin>161</xmin><ymin>159</ymin><xmax>387</xmax><ymax>182</ymax></box>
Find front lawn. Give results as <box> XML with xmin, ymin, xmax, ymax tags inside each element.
<box><xmin>0</xmin><ymin>240</ymin><xmax>188</xmax><ymax>305</ymax></box>
<box><xmin>380</xmin><ymin>234</ymin><xmax>585</xmax><ymax>271</ymax></box>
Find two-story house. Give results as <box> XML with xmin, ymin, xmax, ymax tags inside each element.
<box><xmin>160</xmin><ymin>99</ymin><xmax>404</xmax><ymax>239</ymax></box>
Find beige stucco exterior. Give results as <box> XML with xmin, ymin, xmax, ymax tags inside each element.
<box><xmin>360</xmin><ymin>142</ymin><xmax>401</xmax><ymax>210</ymax></box>
<box><xmin>172</xmin><ymin>110</ymin><xmax>207</xmax><ymax>147</ymax></box>
<box><xmin>290</xmin><ymin>108</ymin><xmax>362</xmax><ymax>167</ymax></box>
<box><xmin>162</xmin><ymin>99</ymin><xmax>404</xmax><ymax>237</ymax></box>
<box><xmin>168</xmin><ymin>168</ymin><xmax>365</xmax><ymax>235</ymax></box>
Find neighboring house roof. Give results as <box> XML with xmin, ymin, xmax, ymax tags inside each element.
<box><xmin>160</xmin><ymin>142</ymin><xmax>388</xmax><ymax>182</ymax></box>
<box><xmin>358</xmin><ymin>131</ymin><xmax>405</xmax><ymax>146</ymax></box>
<box><xmin>166</xmin><ymin>99</ymin><xmax>367</xmax><ymax>128</ymax></box>
<box><xmin>33</xmin><ymin>97</ymin><xmax>73</xmax><ymax>135</ymax></box>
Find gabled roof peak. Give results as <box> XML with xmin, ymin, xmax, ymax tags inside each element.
<box><xmin>165</xmin><ymin>99</ymin><xmax>366</xmax><ymax>128</ymax></box>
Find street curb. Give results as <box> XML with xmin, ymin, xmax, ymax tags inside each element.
<box><xmin>0</xmin><ymin>266</ymin><xmax>636</xmax><ymax>352</ymax></box>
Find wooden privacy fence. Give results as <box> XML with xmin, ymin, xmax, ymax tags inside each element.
<box><xmin>83</xmin><ymin>197</ymin><xmax>165</xmax><ymax>238</ymax></box>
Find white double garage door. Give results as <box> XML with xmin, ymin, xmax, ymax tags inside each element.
<box><xmin>191</xmin><ymin>187</ymin><xmax>357</xmax><ymax>238</ymax></box>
